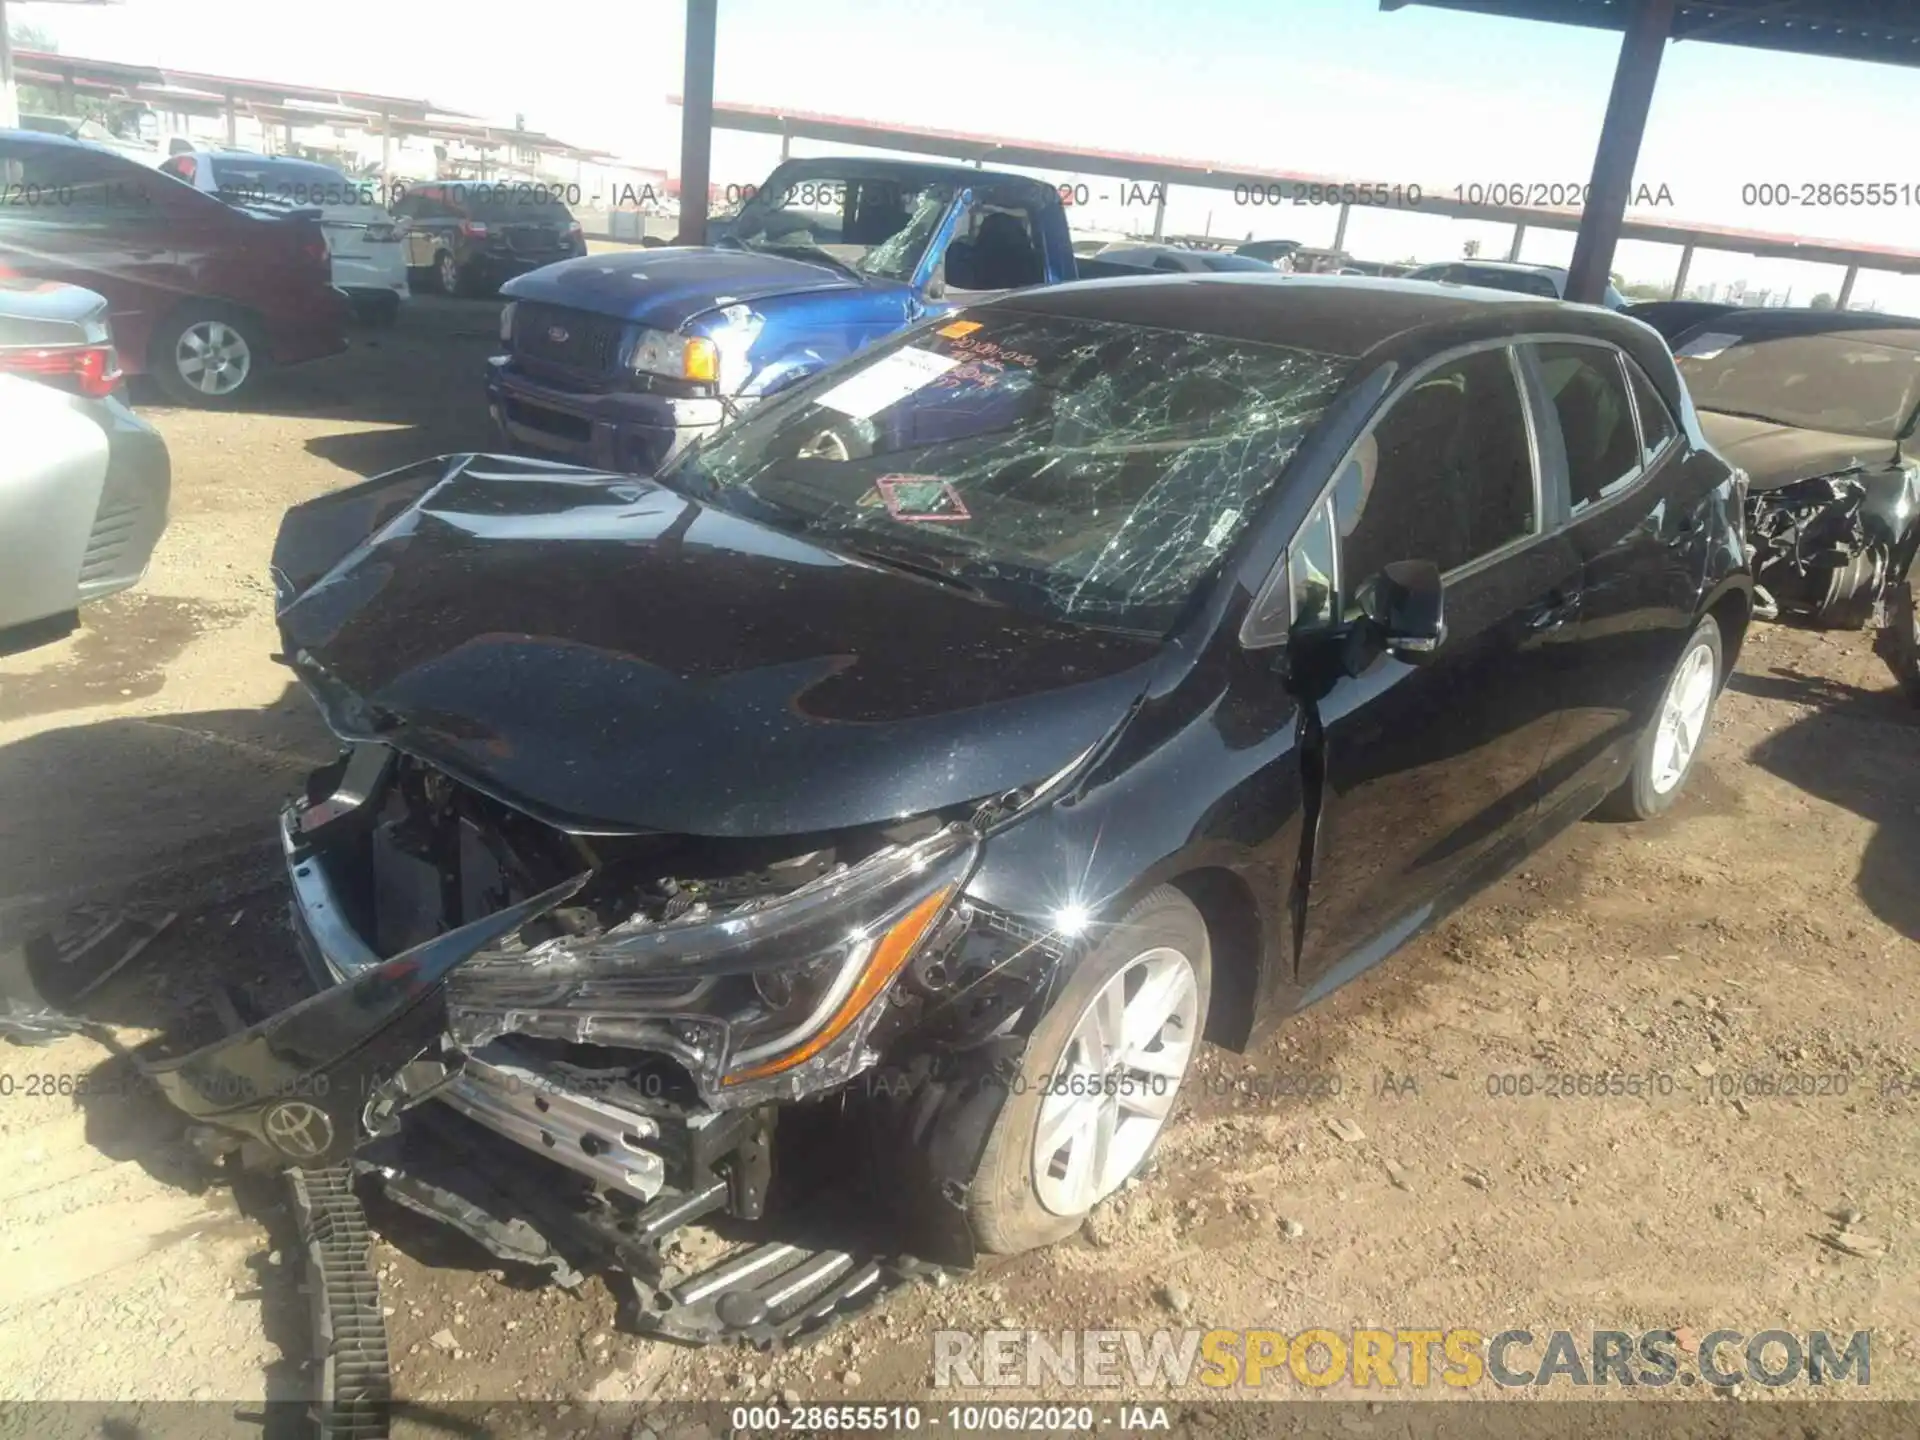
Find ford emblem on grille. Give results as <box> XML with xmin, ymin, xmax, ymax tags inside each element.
<box><xmin>547</xmin><ymin>325</ymin><xmax>570</xmax><ymax>344</ymax></box>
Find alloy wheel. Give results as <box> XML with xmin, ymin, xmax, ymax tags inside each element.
<box><xmin>438</xmin><ymin>254</ymin><xmax>460</xmax><ymax>293</ymax></box>
<box><xmin>175</xmin><ymin>319</ymin><xmax>253</xmax><ymax>397</ymax></box>
<box><xmin>1032</xmin><ymin>945</ymin><xmax>1199</xmax><ymax>1216</ymax></box>
<box><xmin>1650</xmin><ymin>640</ymin><xmax>1716</xmax><ymax>794</ymax></box>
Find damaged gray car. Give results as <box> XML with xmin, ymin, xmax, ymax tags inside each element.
<box><xmin>140</xmin><ymin>274</ymin><xmax>1749</xmax><ymax>1349</ymax></box>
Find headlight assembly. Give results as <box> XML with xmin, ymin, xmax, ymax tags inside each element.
<box><xmin>499</xmin><ymin>301</ymin><xmax>516</xmax><ymax>344</ymax></box>
<box><xmin>447</xmin><ymin>825</ymin><xmax>976</xmax><ymax>1098</ymax></box>
<box><xmin>630</xmin><ymin>327</ymin><xmax>719</xmax><ymax>384</ymax></box>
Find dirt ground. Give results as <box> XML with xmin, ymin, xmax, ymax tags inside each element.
<box><xmin>1</xmin><ymin>296</ymin><xmax>1916</xmax><ymax>1428</ymax></box>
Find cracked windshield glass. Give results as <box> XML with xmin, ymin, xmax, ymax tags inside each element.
<box><xmin>721</xmin><ymin>173</ymin><xmax>957</xmax><ymax>282</ymax></box>
<box><xmin>673</xmin><ymin>310</ymin><xmax>1351</xmax><ymax>631</ymax></box>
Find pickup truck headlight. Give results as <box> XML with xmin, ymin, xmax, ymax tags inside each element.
<box><xmin>499</xmin><ymin>301</ymin><xmax>516</xmax><ymax>344</ymax></box>
<box><xmin>447</xmin><ymin>825</ymin><xmax>975</xmax><ymax>1095</ymax></box>
<box><xmin>630</xmin><ymin>327</ymin><xmax>719</xmax><ymax>384</ymax></box>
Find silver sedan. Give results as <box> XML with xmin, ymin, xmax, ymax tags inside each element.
<box><xmin>0</xmin><ymin>282</ymin><xmax>170</xmax><ymax>650</ymax></box>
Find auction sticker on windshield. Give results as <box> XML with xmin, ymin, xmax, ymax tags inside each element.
<box><xmin>1676</xmin><ymin>331</ymin><xmax>1743</xmax><ymax>361</ymax></box>
<box><xmin>815</xmin><ymin>347</ymin><xmax>960</xmax><ymax>420</ymax></box>
<box><xmin>877</xmin><ymin>474</ymin><xmax>971</xmax><ymax>523</ymax></box>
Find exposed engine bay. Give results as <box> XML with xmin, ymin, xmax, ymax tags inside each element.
<box><xmin>1745</xmin><ymin>470</ymin><xmax>1900</xmax><ymax>628</ymax></box>
<box><xmin>138</xmin><ymin>737</ymin><xmax>1075</xmax><ymax>1346</ymax></box>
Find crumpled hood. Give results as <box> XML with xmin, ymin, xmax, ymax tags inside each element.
<box><xmin>499</xmin><ymin>246</ymin><xmax>857</xmax><ymax>333</ymax></box>
<box><xmin>273</xmin><ymin>455</ymin><xmax>1160</xmax><ymax>838</ymax></box>
<box><xmin>1697</xmin><ymin>410</ymin><xmax>1900</xmax><ymax>493</ymax></box>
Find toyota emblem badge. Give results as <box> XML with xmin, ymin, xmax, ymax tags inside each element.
<box><xmin>263</xmin><ymin>1099</ymin><xmax>335</xmax><ymax>1161</ymax></box>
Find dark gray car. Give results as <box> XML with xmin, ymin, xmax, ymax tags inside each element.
<box><xmin>0</xmin><ymin>280</ymin><xmax>171</xmax><ymax>651</ymax></box>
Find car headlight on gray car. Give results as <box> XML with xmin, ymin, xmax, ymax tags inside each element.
<box><xmin>446</xmin><ymin>824</ymin><xmax>976</xmax><ymax>1100</ymax></box>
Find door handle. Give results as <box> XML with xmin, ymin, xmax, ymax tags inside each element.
<box><xmin>1527</xmin><ymin>587</ymin><xmax>1581</xmax><ymax>632</ymax></box>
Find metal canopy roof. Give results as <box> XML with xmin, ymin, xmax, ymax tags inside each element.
<box><xmin>8</xmin><ymin>50</ymin><xmax>621</xmax><ymax>161</ymax></box>
<box><xmin>1382</xmin><ymin>1</ymin><xmax>1920</xmax><ymax>67</ymax></box>
<box><xmin>10</xmin><ymin>49</ymin><xmax>450</xmax><ymax>118</ymax></box>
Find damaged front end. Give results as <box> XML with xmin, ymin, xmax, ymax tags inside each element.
<box><xmin>1745</xmin><ymin>462</ymin><xmax>1920</xmax><ymax>629</ymax></box>
<box><xmin>144</xmin><ymin>733</ymin><xmax>1072</xmax><ymax>1341</ymax></box>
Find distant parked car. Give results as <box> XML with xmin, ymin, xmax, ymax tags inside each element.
<box><xmin>1404</xmin><ymin>259</ymin><xmax>1629</xmax><ymax>310</ymax></box>
<box><xmin>0</xmin><ymin>281</ymin><xmax>170</xmax><ymax>651</ymax></box>
<box><xmin>0</xmin><ymin>130</ymin><xmax>348</xmax><ymax>405</ymax></box>
<box><xmin>17</xmin><ymin>113</ymin><xmax>163</xmax><ymax>167</ymax></box>
<box><xmin>1235</xmin><ymin>238</ymin><xmax>1303</xmax><ymax>265</ymax></box>
<box><xmin>158</xmin><ymin>149</ymin><xmax>410</xmax><ymax>324</ymax></box>
<box><xmin>1097</xmin><ymin>243</ymin><xmax>1277</xmax><ymax>274</ymax></box>
<box><xmin>390</xmin><ymin>179</ymin><xmax>586</xmax><ymax>296</ymax></box>
<box><xmin>1662</xmin><ymin>307</ymin><xmax>1920</xmax><ymax>698</ymax></box>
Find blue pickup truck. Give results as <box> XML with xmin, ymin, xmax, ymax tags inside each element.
<box><xmin>485</xmin><ymin>156</ymin><xmax>1122</xmax><ymax>475</ymax></box>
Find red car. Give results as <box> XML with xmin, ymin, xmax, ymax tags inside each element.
<box><xmin>0</xmin><ymin>130</ymin><xmax>347</xmax><ymax>405</ymax></box>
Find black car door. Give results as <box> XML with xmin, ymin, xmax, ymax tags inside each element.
<box><xmin>1526</xmin><ymin>341</ymin><xmax>1702</xmax><ymax>813</ymax></box>
<box><xmin>1287</xmin><ymin>344</ymin><xmax>1584</xmax><ymax>1001</ymax></box>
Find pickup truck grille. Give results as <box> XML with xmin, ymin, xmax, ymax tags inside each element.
<box><xmin>513</xmin><ymin>302</ymin><xmax>624</xmax><ymax>374</ymax></box>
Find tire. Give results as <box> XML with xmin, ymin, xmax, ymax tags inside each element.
<box><xmin>433</xmin><ymin>249</ymin><xmax>462</xmax><ymax>296</ymax></box>
<box><xmin>967</xmin><ymin>885</ymin><xmax>1212</xmax><ymax>1256</ymax></box>
<box><xmin>366</xmin><ymin>292</ymin><xmax>402</xmax><ymax>327</ymax></box>
<box><xmin>1598</xmin><ymin>613</ymin><xmax>1724</xmax><ymax>821</ymax></box>
<box><xmin>795</xmin><ymin>416</ymin><xmax>873</xmax><ymax>463</ymax></box>
<box><xmin>1878</xmin><ymin>573</ymin><xmax>1920</xmax><ymax>704</ymax></box>
<box><xmin>150</xmin><ymin>306</ymin><xmax>266</xmax><ymax>407</ymax></box>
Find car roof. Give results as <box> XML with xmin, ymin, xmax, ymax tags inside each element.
<box><xmin>766</xmin><ymin>154</ymin><xmax>1055</xmax><ymax>195</ymax></box>
<box><xmin>1676</xmin><ymin>306</ymin><xmax>1920</xmax><ymax>346</ymax></box>
<box><xmin>1414</xmin><ymin>259</ymin><xmax>1569</xmax><ymax>277</ymax></box>
<box><xmin>998</xmin><ymin>272</ymin><xmax>1687</xmax><ymax>411</ymax></box>
<box><xmin>1</xmin><ymin>128</ymin><xmax>112</xmax><ymax>153</ymax></box>
<box><xmin>1006</xmin><ymin>273</ymin><xmax>1576</xmax><ymax>353</ymax></box>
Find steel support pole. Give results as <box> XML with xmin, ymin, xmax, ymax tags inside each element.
<box><xmin>1670</xmin><ymin>242</ymin><xmax>1694</xmax><ymax>299</ymax></box>
<box><xmin>0</xmin><ymin>0</ymin><xmax>16</xmax><ymax>132</ymax></box>
<box><xmin>676</xmin><ymin>0</ymin><xmax>716</xmax><ymax>245</ymax></box>
<box><xmin>1565</xmin><ymin>0</ymin><xmax>1677</xmax><ymax>305</ymax></box>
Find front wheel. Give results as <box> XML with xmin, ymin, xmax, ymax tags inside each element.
<box><xmin>966</xmin><ymin>886</ymin><xmax>1211</xmax><ymax>1256</ymax></box>
<box><xmin>433</xmin><ymin>249</ymin><xmax>464</xmax><ymax>296</ymax></box>
<box><xmin>150</xmin><ymin>307</ymin><xmax>264</xmax><ymax>406</ymax></box>
<box><xmin>1877</xmin><ymin>573</ymin><xmax>1920</xmax><ymax>704</ymax></box>
<box><xmin>1599</xmin><ymin>613</ymin><xmax>1724</xmax><ymax>820</ymax></box>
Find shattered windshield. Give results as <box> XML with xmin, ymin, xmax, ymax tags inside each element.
<box><xmin>669</xmin><ymin>308</ymin><xmax>1351</xmax><ymax>632</ymax></box>
<box><xmin>1677</xmin><ymin>327</ymin><xmax>1920</xmax><ymax>440</ymax></box>
<box><xmin>723</xmin><ymin>172</ymin><xmax>956</xmax><ymax>284</ymax></box>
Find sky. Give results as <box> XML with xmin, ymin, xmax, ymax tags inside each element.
<box><xmin>20</xmin><ymin>0</ymin><xmax>1920</xmax><ymax>309</ymax></box>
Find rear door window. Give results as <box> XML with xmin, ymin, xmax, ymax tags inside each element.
<box><xmin>462</xmin><ymin>184</ymin><xmax>575</xmax><ymax>224</ymax></box>
<box><xmin>1534</xmin><ymin>342</ymin><xmax>1642</xmax><ymax>509</ymax></box>
<box><xmin>0</xmin><ymin>143</ymin><xmax>156</xmax><ymax>219</ymax></box>
<box><xmin>1336</xmin><ymin>346</ymin><xmax>1537</xmax><ymax>588</ymax></box>
<box><xmin>1624</xmin><ymin>360</ymin><xmax>1678</xmax><ymax>464</ymax></box>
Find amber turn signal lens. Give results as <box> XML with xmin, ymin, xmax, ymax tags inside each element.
<box><xmin>684</xmin><ymin>337</ymin><xmax>720</xmax><ymax>383</ymax></box>
<box><xmin>723</xmin><ymin>885</ymin><xmax>954</xmax><ymax>1084</ymax></box>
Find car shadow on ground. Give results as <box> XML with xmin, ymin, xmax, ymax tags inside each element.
<box><xmin>0</xmin><ymin>688</ymin><xmax>331</xmax><ymax>946</ymax></box>
<box><xmin>130</xmin><ymin>296</ymin><xmax>507</xmax><ymax>481</ymax></box>
<box><xmin>1733</xmin><ymin>664</ymin><xmax>1920</xmax><ymax>940</ymax></box>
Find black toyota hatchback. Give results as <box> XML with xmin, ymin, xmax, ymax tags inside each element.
<box><xmin>150</xmin><ymin>275</ymin><xmax>1749</xmax><ymax>1341</ymax></box>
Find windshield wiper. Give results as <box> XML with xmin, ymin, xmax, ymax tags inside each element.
<box><xmin>838</xmin><ymin>540</ymin><xmax>990</xmax><ymax>598</ymax></box>
<box><xmin>1701</xmin><ymin>406</ymin><xmax>1798</xmax><ymax>428</ymax></box>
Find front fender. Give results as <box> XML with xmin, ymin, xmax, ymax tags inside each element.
<box><xmin>1860</xmin><ymin>463</ymin><xmax>1920</xmax><ymax>557</ymax></box>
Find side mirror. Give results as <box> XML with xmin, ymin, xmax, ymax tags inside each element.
<box><xmin>1356</xmin><ymin>559</ymin><xmax>1446</xmax><ymax>664</ymax></box>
